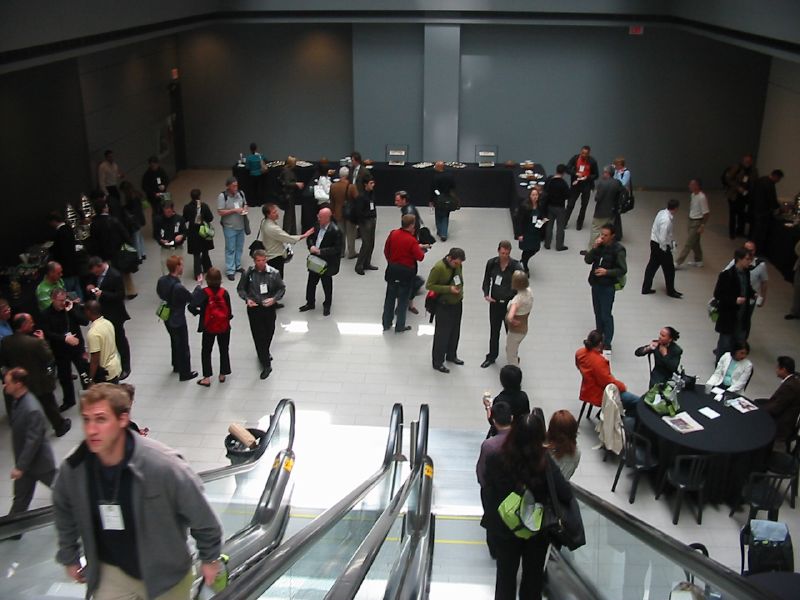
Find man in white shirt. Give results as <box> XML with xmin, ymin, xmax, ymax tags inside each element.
<box><xmin>642</xmin><ymin>198</ymin><xmax>682</xmax><ymax>298</ymax></box>
<box><xmin>675</xmin><ymin>179</ymin><xmax>710</xmax><ymax>268</ymax></box>
<box><xmin>723</xmin><ymin>240</ymin><xmax>768</xmax><ymax>338</ymax></box>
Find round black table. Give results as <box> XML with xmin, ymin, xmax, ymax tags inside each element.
<box><xmin>746</xmin><ymin>571</ymin><xmax>800</xmax><ymax>599</ymax></box>
<box><xmin>636</xmin><ymin>388</ymin><xmax>776</xmax><ymax>504</ymax></box>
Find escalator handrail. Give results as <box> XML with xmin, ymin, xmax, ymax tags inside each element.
<box><xmin>0</xmin><ymin>398</ymin><xmax>296</xmax><ymax>539</ymax></box>
<box><xmin>214</xmin><ymin>403</ymin><xmax>405</xmax><ymax>600</ymax></box>
<box><xmin>570</xmin><ymin>483</ymin><xmax>779</xmax><ymax>600</ymax></box>
<box><xmin>325</xmin><ymin>404</ymin><xmax>429</xmax><ymax>600</ymax></box>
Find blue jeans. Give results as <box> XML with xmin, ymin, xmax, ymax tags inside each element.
<box><xmin>435</xmin><ymin>208</ymin><xmax>450</xmax><ymax>239</ymax></box>
<box><xmin>223</xmin><ymin>227</ymin><xmax>245</xmax><ymax>275</ymax></box>
<box><xmin>131</xmin><ymin>229</ymin><xmax>145</xmax><ymax>259</ymax></box>
<box><xmin>620</xmin><ymin>391</ymin><xmax>641</xmax><ymax>409</ymax></box>
<box><xmin>591</xmin><ymin>284</ymin><xmax>616</xmax><ymax>346</ymax></box>
<box><xmin>382</xmin><ymin>279</ymin><xmax>412</xmax><ymax>331</ymax></box>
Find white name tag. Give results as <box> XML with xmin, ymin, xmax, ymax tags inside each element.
<box><xmin>259</xmin><ymin>283</ymin><xmax>269</xmax><ymax>295</ymax></box>
<box><xmin>99</xmin><ymin>503</ymin><xmax>125</xmax><ymax>530</ymax></box>
<box><xmin>494</xmin><ymin>275</ymin><xmax>503</xmax><ymax>286</ymax></box>
<box><xmin>578</xmin><ymin>165</ymin><xmax>586</xmax><ymax>173</ymax></box>
<box><xmin>370</xmin><ymin>202</ymin><xmax>375</xmax><ymax>211</ymax></box>
<box><xmin>233</xmin><ymin>202</ymin><xmax>240</xmax><ymax>209</ymax></box>
<box><xmin>453</xmin><ymin>275</ymin><xmax>462</xmax><ymax>286</ymax></box>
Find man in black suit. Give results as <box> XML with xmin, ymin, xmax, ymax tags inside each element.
<box><xmin>0</xmin><ymin>314</ymin><xmax>71</xmax><ymax>437</ymax></box>
<box><xmin>47</xmin><ymin>211</ymin><xmax>83</xmax><ymax>300</ymax></box>
<box><xmin>40</xmin><ymin>289</ymin><xmax>90</xmax><ymax>412</ymax></box>
<box><xmin>86</xmin><ymin>256</ymin><xmax>131</xmax><ymax>378</ymax></box>
<box><xmin>300</xmin><ymin>208</ymin><xmax>342</xmax><ymax>317</ymax></box>
<box><xmin>712</xmin><ymin>247</ymin><xmax>755</xmax><ymax>361</ymax></box>
<box><xmin>565</xmin><ymin>145</ymin><xmax>599</xmax><ymax>230</ymax></box>
<box><xmin>156</xmin><ymin>255</ymin><xmax>197</xmax><ymax>381</ymax></box>
<box><xmin>88</xmin><ymin>195</ymin><xmax>131</xmax><ymax>268</ymax></box>
<box><xmin>757</xmin><ymin>356</ymin><xmax>800</xmax><ymax>443</ymax></box>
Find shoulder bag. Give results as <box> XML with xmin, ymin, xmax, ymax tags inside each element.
<box><xmin>498</xmin><ymin>487</ymin><xmax>542</xmax><ymax>540</ymax></box>
<box><xmin>248</xmin><ymin>219</ymin><xmax>266</xmax><ymax>257</ymax></box>
<box><xmin>198</xmin><ymin>222</ymin><xmax>215</xmax><ymax>240</ymax></box>
<box><xmin>542</xmin><ymin>460</ymin><xmax>585</xmax><ymax>551</ymax></box>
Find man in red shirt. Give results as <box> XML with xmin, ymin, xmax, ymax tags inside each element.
<box><xmin>382</xmin><ymin>214</ymin><xmax>429</xmax><ymax>333</ymax></box>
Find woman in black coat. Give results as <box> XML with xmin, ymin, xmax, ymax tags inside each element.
<box><xmin>182</xmin><ymin>188</ymin><xmax>214</xmax><ymax>282</ymax></box>
<box><xmin>515</xmin><ymin>187</ymin><xmax>545</xmax><ymax>273</ymax></box>
<box><xmin>482</xmin><ymin>412</ymin><xmax>574</xmax><ymax>600</ymax></box>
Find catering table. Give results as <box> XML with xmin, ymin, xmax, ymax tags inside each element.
<box><xmin>766</xmin><ymin>218</ymin><xmax>800</xmax><ymax>282</ymax></box>
<box><xmin>232</xmin><ymin>161</ymin><xmax>548</xmax><ymax>211</ymax></box>
<box><xmin>745</xmin><ymin>572</ymin><xmax>800</xmax><ymax>599</ymax></box>
<box><xmin>636</xmin><ymin>388</ymin><xmax>776</xmax><ymax>505</ymax></box>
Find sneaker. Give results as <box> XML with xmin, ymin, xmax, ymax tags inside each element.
<box><xmin>694</xmin><ymin>261</ymin><xmax>704</xmax><ymax>268</ymax></box>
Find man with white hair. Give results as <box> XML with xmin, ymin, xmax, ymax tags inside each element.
<box><xmin>329</xmin><ymin>166</ymin><xmax>358</xmax><ymax>258</ymax></box>
<box><xmin>300</xmin><ymin>208</ymin><xmax>342</xmax><ymax>317</ymax></box>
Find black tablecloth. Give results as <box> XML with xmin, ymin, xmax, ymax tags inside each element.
<box><xmin>746</xmin><ymin>572</ymin><xmax>800</xmax><ymax>599</ymax></box>
<box><xmin>636</xmin><ymin>388</ymin><xmax>776</xmax><ymax>504</ymax></box>
<box><xmin>232</xmin><ymin>163</ymin><xmax>317</xmax><ymax>207</ymax></box>
<box><xmin>766</xmin><ymin>218</ymin><xmax>800</xmax><ymax>282</ymax></box>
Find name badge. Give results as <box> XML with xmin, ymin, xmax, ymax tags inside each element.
<box><xmin>156</xmin><ymin>177</ymin><xmax>162</xmax><ymax>185</ymax></box>
<box><xmin>453</xmin><ymin>275</ymin><xmax>462</xmax><ymax>286</ymax></box>
<box><xmin>259</xmin><ymin>283</ymin><xmax>269</xmax><ymax>295</ymax></box>
<box><xmin>99</xmin><ymin>503</ymin><xmax>125</xmax><ymax>530</ymax></box>
<box><xmin>578</xmin><ymin>165</ymin><xmax>586</xmax><ymax>173</ymax></box>
<box><xmin>742</xmin><ymin>176</ymin><xmax>748</xmax><ymax>183</ymax></box>
<box><xmin>233</xmin><ymin>202</ymin><xmax>240</xmax><ymax>209</ymax></box>
<box><xmin>494</xmin><ymin>275</ymin><xmax>503</xmax><ymax>286</ymax></box>
<box><xmin>370</xmin><ymin>202</ymin><xmax>375</xmax><ymax>211</ymax></box>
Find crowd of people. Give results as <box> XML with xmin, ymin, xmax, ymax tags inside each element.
<box><xmin>1</xmin><ymin>145</ymin><xmax>798</xmax><ymax>600</ymax></box>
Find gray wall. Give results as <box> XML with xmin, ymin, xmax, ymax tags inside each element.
<box><xmin>352</xmin><ymin>24</ymin><xmax>424</xmax><ymax>162</ymax></box>
<box><xmin>458</xmin><ymin>25</ymin><xmax>769</xmax><ymax>188</ymax></box>
<box><xmin>758</xmin><ymin>57</ymin><xmax>800</xmax><ymax>197</ymax></box>
<box><xmin>178</xmin><ymin>24</ymin><xmax>354</xmax><ymax>166</ymax></box>
<box><xmin>79</xmin><ymin>37</ymin><xmax>179</xmax><ymax>188</ymax></box>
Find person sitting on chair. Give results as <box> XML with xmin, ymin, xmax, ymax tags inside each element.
<box><xmin>576</xmin><ymin>330</ymin><xmax>640</xmax><ymax>412</ymax></box>
<box><xmin>706</xmin><ymin>340</ymin><xmax>753</xmax><ymax>393</ymax></box>
<box><xmin>756</xmin><ymin>356</ymin><xmax>800</xmax><ymax>444</ymax></box>
<box><xmin>634</xmin><ymin>326</ymin><xmax>683</xmax><ymax>388</ymax></box>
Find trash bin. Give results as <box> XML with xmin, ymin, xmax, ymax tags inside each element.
<box><xmin>224</xmin><ymin>428</ymin><xmax>266</xmax><ymax>465</ymax></box>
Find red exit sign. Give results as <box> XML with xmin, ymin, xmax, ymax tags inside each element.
<box><xmin>629</xmin><ymin>25</ymin><xmax>645</xmax><ymax>36</ymax></box>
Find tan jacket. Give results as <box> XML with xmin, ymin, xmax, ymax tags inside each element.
<box><xmin>596</xmin><ymin>383</ymin><xmax>624</xmax><ymax>455</ymax></box>
<box><xmin>260</xmin><ymin>217</ymin><xmax>303</xmax><ymax>260</ymax></box>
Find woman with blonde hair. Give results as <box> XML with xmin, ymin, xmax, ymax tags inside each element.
<box><xmin>547</xmin><ymin>410</ymin><xmax>581</xmax><ymax>480</ymax></box>
<box><xmin>505</xmin><ymin>270</ymin><xmax>533</xmax><ymax>365</ymax></box>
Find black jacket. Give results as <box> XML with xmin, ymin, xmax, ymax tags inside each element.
<box><xmin>89</xmin><ymin>214</ymin><xmax>131</xmax><ymax>265</ymax></box>
<box><xmin>543</xmin><ymin>176</ymin><xmax>570</xmax><ymax>210</ymax></box>
<box><xmin>141</xmin><ymin>167</ymin><xmax>169</xmax><ymax>202</ymax></box>
<box><xmin>307</xmin><ymin>221</ymin><xmax>343</xmax><ymax>276</ymax></box>
<box><xmin>713</xmin><ymin>266</ymin><xmax>754</xmax><ymax>334</ymax></box>
<box><xmin>355</xmin><ymin>190</ymin><xmax>377</xmax><ymax>223</ymax></box>
<box><xmin>183</xmin><ymin>201</ymin><xmax>215</xmax><ymax>254</ymax></box>
<box><xmin>88</xmin><ymin>265</ymin><xmax>130</xmax><ymax>323</ymax></box>
<box><xmin>40</xmin><ymin>304</ymin><xmax>88</xmax><ymax>357</ymax></box>
<box><xmin>156</xmin><ymin>274</ymin><xmax>191</xmax><ymax>328</ymax></box>
<box><xmin>50</xmin><ymin>223</ymin><xmax>79</xmax><ymax>277</ymax></box>
<box><xmin>155</xmin><ymin>213</ymin><xmax>187</xmax><ymax>247</ymax></box>
<box><xmin>566</xmin><ymin>154</ymin><xmax>599</xmax><ymax>189</ymax></box>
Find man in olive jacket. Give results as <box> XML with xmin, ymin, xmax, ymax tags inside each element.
<box><xmin>426</xmin><ymin>248</ymin><xmax>466</xmax><ymax>373</ymax></box>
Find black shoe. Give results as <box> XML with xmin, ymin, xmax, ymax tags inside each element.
<box><xmin>544</xmin><ymin>245</ymin><xmax>551</xmax><ymax>250</ymax></box>
<box><xmin>556</xmin><ymin>246</ymin><xmax>569</xmax><ymax>252</ymax></box>
<box><xmin>667</xmin><ymin>291</ymin><xmax>683</xmax><ymax>299</ymax></box>
<box><xmin>480</xmin><ymin>359</ymin><xmax>495</xmax><ymax>369</ymax></box>
<box><xmin>447</xmin><ymin>357</ymin><xmax>465</xmax><ymax>365</ymax></box>
<box><xmin>642</xmin><ymin>289</ymin><xmax>656</xmax><ymax>295</ymax></box>
<box><xmin>236</xmin><ymin>267</ymin><xmax>245</xmax><ymax>273</ymax></box>
<box><xmin>786</xmin><ymin>314</ymin><xmax>798</xmax><ymax>320</ymax></box>
<box><xmin>365</xmin><ymin>265</ymin><xmax>379</xmax><ymax>271</ymax></box>
<box><xmin>579</xmin><ymin>250</ymin><xmax>588</xmax><ymax>256</ymax></box>
<box><xmin>299</xmin><ymin>304</ymin><xmax>315</xmax><ymax>312</ymax></box>
<box><xmin>227</xmin><ymin>274</ymin><xmax>236</xmax><ymax>281</ymax></box>
<box><xmin>260</xmin><ymin>367</ymin><xmax>272</xmax><ymax>379</ymax></box>
<box><xmin>323</xmin><ymin>306</ymin><xmax>331</xmax><ymax>316</ymax></box>
<box><xmin>275</xmin><ymin>303</ymin><xmax>285</xmax><ymax>309</ymax></box>
<box><xmin>179</xmin><ymin>371</ymin><xmax>198</xmax><ymax>381</ymax></box>
<box><xmin>576</xmin><ymin>223</ymin><xmax>583</xmax><ymax>231</ymax></box>
<box><xmin>126</xmin><ymin>294</ymin><xmax>138</xmax><ymax>300</ymax></box>
<box><xmin>395</xmin><ymin>326</ymin><xmax>411</xmax><ymax>333</ymax></box>
<box><xmin>433</xmin><ymin>364</ymin><xmax>450</xmax><ymax>373</ymax></box>
<box><xmin>56</xmin><ymin>418</ymin><xmax>72</xmax><ymax>437</ymax></box>
<box><xmin>59</xmin><ymin>402</ymin><xmax>75</xmax><ymax>413</ymax></box>
<box><xmin>119</xmin><ymin>370</ymin><xmax>130</xmax><ymax>381</ymax></box>
<box><xmin>355</xmin><ymin>268</ymin><xmax>365</xmax><ymax>275</ymax></box>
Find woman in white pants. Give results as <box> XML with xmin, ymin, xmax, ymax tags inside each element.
<box><xmin>505</xmin><ymin>271</ymin><xmax>533</xmax><ymax>365</ymax></box>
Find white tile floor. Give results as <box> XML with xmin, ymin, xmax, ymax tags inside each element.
<box><xmin>1</xmin><ymin>169</ymin><xmax>799</xmax><ymax>589</ymax></box>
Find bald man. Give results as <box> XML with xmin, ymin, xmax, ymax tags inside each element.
<box><xmin>299</xmin><ymin>208</ymin><xmax>343</xmax><ymax>316</ymax></box>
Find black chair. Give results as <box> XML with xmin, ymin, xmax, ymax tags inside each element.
<box><xmin>655</xmin><ymin>454</ymin><xmax>711</xmax><ymax>524</ymax></box>
<box><xmin>766</xmin><ymin>432</ymin><xmax>800</xmax><ymax>509</ymax></box>
<box><xmin>578</xmin><ymin>399</ymin><xmax>594</xmax><ymax>421</ymax></box>
<box><xmin>730</xmin><ymin>472</ymin><xmax>793</xmax><ymax>521</ymax></box>
<box><xmin>611</xmin><ymin>422</ymin><xmax>659</xmax><ymax>504</ymax></box>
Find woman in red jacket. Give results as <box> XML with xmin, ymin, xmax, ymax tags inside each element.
<box><xmin>575</xmin><ymin>330</ymin><xmax>640</xmax><ymax>409</ymax></box>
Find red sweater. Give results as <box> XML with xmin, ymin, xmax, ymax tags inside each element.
<box><xmin>384</xmin><ymin>228</ymin><xmax>424</xmax><ymax>268</ymax></box>
<box><xmin>575</xmin><ymin>346</ymin><xmax>627</xmax><ymax>406</ymax></box>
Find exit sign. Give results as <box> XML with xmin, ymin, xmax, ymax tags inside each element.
<box><xmin>629</xmin><ymin>25</ymin><xmax>645</xmax><ymax>35</ymax></box>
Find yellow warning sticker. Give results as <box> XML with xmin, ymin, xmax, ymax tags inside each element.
<box><xmin>424</xmin><ymin>464</ymin><xmax>433</xmax><ymax>478</ymax></box>
<box><xmin>284</xmin><ymin>457</ymin><xmax>294</xmax><ymax>472</ymax></box>
<box><xmin>272</xmin><ymin>457</ymin><xmax>280</xmax><ymax>469</ymax></box>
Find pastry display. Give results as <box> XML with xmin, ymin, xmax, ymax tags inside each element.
<box><xmin>412</xmin><ymin>162</ymin><xmax>434</xmax><ymax>169</ymax></box>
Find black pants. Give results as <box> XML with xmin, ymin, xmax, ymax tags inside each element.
<box><xmin>544</xmin><ymin>206</ymin><xmax>566</xmax><ymax>249</ymax></box>
<box><xmin>39</xmin><ymin>391</ymin><xmax>68</xmax><ymax>433</ymax></box>
<box><xmin>642</xmin><ymin>240</ymin><xmax>677</xmax><ymax>294</ymax></box>
<box><xmin>486</xmin><ymin>300</ymin><xmax>508</xmax><ymax>362</ymax></box>
<box><xmin>201</xmin><ymin>331</ymin><xmax>231</xmax><ymax>378</ymax></box>
<box><xmin>10</xmin><ymin>469</ymin><xmax>56</xmax><ymax>515</ymax></box>
<box><xmin>490</xmin><ymin>532</ymin><xmax>549</xmax><ymax>600</ymax></box>
<box><xmin>432</xmin><ymin>302</ymin><xmax>463</xmax><ymax>366</ymax></box>
<box><xmin>751</xmin><ymin>213</ymin><xmax>770</xmax><ymax>254</ymax></box>
<box><xmin>566</xmin><ymin>183</ymin><xmax>591</xmax><ymax>229</ymax></box>
<box><xmin>55</xmin><ymin>350</ymin><xmax>89</xmax><ymax>407</ymax></box>
<box><xmin>521</xmin><ymin>250</ymin><xmax>538</xmax><ymax>272</ymax></box>
<box><xmin>268</xmin><ymin>256</ymin><xmax>285</xmax><ymax>278</ymax></box>
<box><xmin>306</xmin><ymin>271</ymin><xmax>333</xmax><ymax>308</ymax></box>
<box><xmin>283</xmin><ymin>198</ymin><xmax>297</xmax><ymax>235</ymax></box>
<box><xmin>165</xmin><ymin>323</ymin><xmax>191</xmax><ymax>377</ymax></box>
<box><xmin>247</xmin><ymin>305</ymin><xmax>276</xmax><ymax>368</ymax></box>
<box><xmin>728</xmin><ymin>195</ymin><xmax>748</xmax><ymax>238</ymax></box>
<box><xmin>356</xmin><ymin>218</ymin><xmax>376</xmax><ymax>270</ymax></box>
<box><xmin>110</xmin><ymin>318</ymin><xmax>131</xmax><ymax>373</ymax></box>
<box><xmin>192</xmin><ymin>249</ymin><xmax>212</xmax><ymax>279</ymax></box>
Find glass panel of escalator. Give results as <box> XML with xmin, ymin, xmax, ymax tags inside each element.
<box><xmin>562</xmin><ymin>498</ymin><xmax>728</xmax><ymax>600</ymax></box>
<box><xmin>352</xmin><ymin>509</ymin><xmax>406</xmax><ymax>600</ymax></box>
<box><xmin>253</xmin><ymin>467</ymin><xmax>399</xmax><ymax>599</ymax></box>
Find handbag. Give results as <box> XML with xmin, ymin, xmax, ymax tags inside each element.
<box><xmin>117</xmin><ymin>243</ymin><xmax>139</xmax><ymax>273</ymax></box>
<box><xmin>306</xmin><ymin>254</ymin><xmax>328</xmax><ymax>275</ymax></box>
<box><xmin>542</xmin><ymin>461</ymin><xmax>585</xmax><ymax>551</ymax></box>
<box><xmin>418</xmin><ymin>226</ymin><xmax>436</xmax><ymax>246</ymax></box>
<box><xmin>248</xmin><ymin>219</ymin><xmax>266</xmax><ymax>257</ymax></box>
<box><xmin>155</xmin><ymin>302</ymin><xmax>171</xmax><ymax>322</ymax></box>
<box><xmin>198</xmin><ymin>222</ymin><xmax>215</xmax><ymax>240</ymax></box>
<box><xmin>243</xmin><ymin>214</ymin><xmax>251</xmax><ymax>236</ymax></box>
<box><xmin>497</xmin><ymin>487</ymin><xmax>542</xmax><ymax>540</ymax></box>
<box><xmin>284</xmin><ymin>243</ymin><xmax>294</xmax><ymax>264</ymax></box>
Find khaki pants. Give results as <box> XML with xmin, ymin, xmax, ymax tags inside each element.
<box><xmin>506</xmin><ymin>331</ymin><xmax>527</xmax><ymax>365</ymax></box>
<box><xmin>95</xmin><ymin>563</ymin><xmax>193</xmax><ymax>600</ymax></box>
<box><xmin>345</xmin><ymin>221</ymin><xmax>358</xmax><ymax>258</ymax></box>
<box><xmin>676</xmin><ymin>218</ymin><xmax>704</xmax><ymax>265</ymax></box>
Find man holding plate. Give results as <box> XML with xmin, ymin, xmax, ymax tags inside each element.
<box><xmin>299</xmin><ymin>207</ymin><xmax>342</xmax><ymax>317</ymax></box>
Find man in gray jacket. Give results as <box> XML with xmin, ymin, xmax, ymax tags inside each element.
<box><xmin>53</xmin><ymin>383</ymin><xmax>222</xmax><ymax>599</ymax></box>
<box><xmin>5</xmin><ymin>367</ymin><xmax>56</xmax><ymax>517</ymax></box>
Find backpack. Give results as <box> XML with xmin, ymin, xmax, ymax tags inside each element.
<box><xmin>203</xmin><ymin>287</ymin><xmax>229</xmax><ymax>334</ymax></box>
<box><xmin>741</xmin><ymin>520</ymin><xmax>794</xmax><ymax>575</ymax></box>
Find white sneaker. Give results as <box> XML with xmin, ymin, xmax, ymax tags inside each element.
<box><xmin>694</xmin><ymin>261</ymin><xmax>704</xmax><ymax>267</ymax></box>
<box><xmin>685</xmin><ymin>261</ymin><xmax>695</xmax><ymax>267</ymax></box>
<box><xmin>602</xmin><ymin>349</ymin><xmax>612</xmax><ymax>358</ymax></box>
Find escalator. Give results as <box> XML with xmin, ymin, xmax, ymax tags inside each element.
<box><xmin>0</xmin><ymin>398</ymin><xmax>297</xmax><ymax>599</ymax></box>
